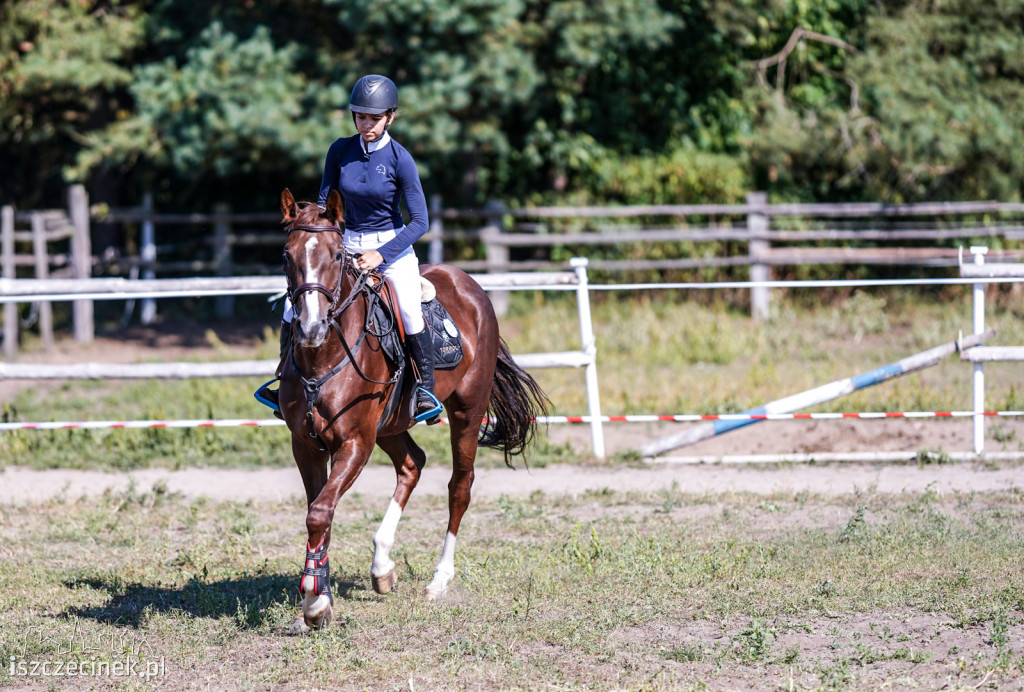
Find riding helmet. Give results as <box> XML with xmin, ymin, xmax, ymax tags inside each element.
<box><xmin>349</xmin><ymin>75</ymin><xmax>398</xmax><ymax>114</ymax></box>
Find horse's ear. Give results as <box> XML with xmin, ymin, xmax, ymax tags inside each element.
<box><xmin>325</xmin><ymin>189</ymin><xmax>344</xmax><ymax>224</ymax></box>
<box><xmin>281</xmin><ymin>188</ymin><xmax>298</xmax><ymax>223</ymax></box>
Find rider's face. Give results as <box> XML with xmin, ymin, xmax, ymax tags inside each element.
<box><xmin>353</xmin><ymin>112</ymin><xmax>391</xmax><ymax>143</ymax></box>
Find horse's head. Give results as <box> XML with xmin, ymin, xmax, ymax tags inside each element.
<box><xmin>281</xmin><ymin>188</ymin><xmax>349</xmax><ymax>348</ymax></box>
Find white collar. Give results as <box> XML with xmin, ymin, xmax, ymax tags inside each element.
<box><xmin>362</xmin><ymin>131</ymin><xmax>391</xmax><ymax>154</ymax></box>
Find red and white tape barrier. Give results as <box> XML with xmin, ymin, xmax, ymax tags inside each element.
<box><xmin>1</xmin><ymin>410</ymin><xmax>1023</xmax><ymax>431</ymax></box>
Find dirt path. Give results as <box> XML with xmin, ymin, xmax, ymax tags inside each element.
<box><xmin>3</xmin><ymin>460</ymin><xmax>1022</xmax><ymax>505</ymax></box>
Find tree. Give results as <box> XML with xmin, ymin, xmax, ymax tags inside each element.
<box><xmin>70</xmin><ymin>0</ymin><xmax>710</xmax><ymax>207</ymax></box>
<box><xmin>26</xmin><ymin>0</ymin><xmax>1020</xmax><ymax>214</ymax></box>
<box><xmin>0</xmin><ymin>0</ymin><xmax>144</xmax><ymax>207</ymax></box>
<box><xmin>308</xmin><ymin>0</ymin><xmax>697</xmax><ymax>204</ymax></box>
<box><xmin>848</xmin><ymin>0</ymin><xmax>1024</xmax><ymax>201</ymax></box>
<box><xmin>71</xmin><ymin>21</ymin><xmax>345</xmax><ymax>206</ymax></box>
<box><xmin>739</xmin><ymin>0</ymin><xmax>1024</xmax><ymax>202</ymax></box>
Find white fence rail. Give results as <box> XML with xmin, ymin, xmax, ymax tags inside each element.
<box><xmin>0</xmin><ymin>259</ymin><xmax>606</xmax><ymax>458</ymax></box>
<box><xmin>1</xmin><ymin>186</ymin><xmax>93</xmax><ymax>358</ymax></box>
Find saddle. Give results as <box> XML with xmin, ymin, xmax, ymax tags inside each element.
<box><xmin>255</xmin><ymin>272</ymin><xmax>464</xmax><ymax>435</ymax></box>
<box><xmin>371</xmin><ymin>275</ymin><xmax>464</xmax><ymax>430</ymax></box>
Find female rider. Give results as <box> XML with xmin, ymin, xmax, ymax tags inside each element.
<box><xmin>259</xmin><ymin>75</ymin><xmax>441</xmax><ymax>423</ymax></box>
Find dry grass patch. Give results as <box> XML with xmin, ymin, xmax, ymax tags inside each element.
<box><xmin>1</xmin><ymin>484</ymin><xmax>1023</xmax><ymax>690</ymax></box>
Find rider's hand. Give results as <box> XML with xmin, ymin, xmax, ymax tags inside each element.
<box><xmin>355</xmin><ymin>250</ymin><xmax>384</xmax><ymax>271</ymax></box>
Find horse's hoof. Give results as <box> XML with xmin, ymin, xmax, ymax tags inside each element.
<box><xmin>424</xmin><ymin>587</ymin><xmax>445</xmax><ymax>602</ymax></box>
<box><xmin>288</xmin><ymin>616</ymin><xmax>311</xmax><ymax>635</ymax></box>
<box><xmin>372</xmin><ymin>568</ymin><xmax>398</xmax><ymax>594</ymax></box>
<box><xmin>303</xmin><ymin>603</ymin><xmax>333</xmax><ymax>630</ymax></box>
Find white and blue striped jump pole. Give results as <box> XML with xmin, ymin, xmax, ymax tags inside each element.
<box><xmin>639</xmin><ymin>330</ymin><xmax>994</xmax><ymax>458</ymax></box>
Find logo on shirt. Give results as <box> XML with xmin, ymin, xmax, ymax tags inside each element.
<box><xmin>376</xmin><ymin>164</ymin><xmax>387</xmax><ymax>177</ymax></box>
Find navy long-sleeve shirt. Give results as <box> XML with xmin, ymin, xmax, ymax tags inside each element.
<box><xmin>317</xmin><ymin>134</ymin><xmax>429</xmax><ymax>264</ymax></box>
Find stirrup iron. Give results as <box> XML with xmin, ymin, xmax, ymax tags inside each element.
<box><xmin>254</xmin><ymin>378</ymin><xmax>281</xmax><ymax>413</ymax></box>
<box><xmin>414</xmin><ymin>387</ymin><xmax>443</xmax><ymax>423</ymax></box>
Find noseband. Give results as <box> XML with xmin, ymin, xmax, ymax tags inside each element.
<box><xmin>286</xmin><ymin>222</ymin><xmax>351</xmax><ymax>319</ymax></box>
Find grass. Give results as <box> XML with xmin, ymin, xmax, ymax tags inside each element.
<box><xmin>0</xmin><ymin>485</ymin><xmax>1022</xmax><ymax>689</ymax></box>
<box><xmin>2</xmin><ymin>289</ymin><xmax>1024</xmax><ymax>470</ymax></box>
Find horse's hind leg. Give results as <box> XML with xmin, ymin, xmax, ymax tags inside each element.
<box><xmin>371</xmin><ymin>432</ymin><xmax>426</xmax><ymax>594</ymax></box>
<box><xmin>425</xmin><ymin>403</ymin><xmax>481</xmax><ymax>601</ymax></box>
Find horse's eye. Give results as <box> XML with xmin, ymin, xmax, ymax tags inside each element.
<box><xmin>335</xmin><ymin>250</ymin><xmax>343</xmax><ymax>262</ymax></box>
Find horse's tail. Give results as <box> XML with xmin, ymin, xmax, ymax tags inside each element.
<box><xmin>479</xmin><ymin>338</ymin><xmax>551</xmax><ymax>468</ymax></box>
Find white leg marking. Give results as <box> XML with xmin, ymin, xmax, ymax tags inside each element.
<box><xmin>425</xmin><ymin>532</ymin><xmax>457</xmax><ymax>599</ymax></box>
<box><xmin>302</xmin><ymin>591</ymin><xmax>331</xmax><ymax>621</ymax></box>
<box><xmin>372</xmin><ymin>499</ymin><xmax>403</xmax><ymax>577</ymax></box>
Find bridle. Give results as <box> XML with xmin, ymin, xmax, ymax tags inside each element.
<box><xmin>286</xmin><ymin>222</ymin><xmax>351</xmax><ymax>320</ymax></box>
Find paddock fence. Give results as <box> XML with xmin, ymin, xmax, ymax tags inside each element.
<box><xmin>1</xmin><ymin>187</ymin><xmax>93</xmax><ymax>358</ymax></box>
<box><xmin>4</xmin><ymin>187</ymin><xmax>1024</xmax><ymax>357</ymax></box>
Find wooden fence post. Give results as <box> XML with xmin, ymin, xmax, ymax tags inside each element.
<box><xmin>213</xmin><ymin>202</ymin><xmax>234</xmax><ymax>319</ymax></box>
<box><xmin>140</xmin><ymin>191</ymin><xmax>157</xmax><ymax>325</ymax></box>
<box><xmin>747</xmin><ymin>191</ymin><xmax>770</xmax><ymax>320</ymax></box>
<box><xmin>31</xmin><ymin>213</ymin><xmax>54</xmax><ymax>351</ymax></box>
<box><xmin>481</xmin><ymin>200</ymin><xmax>508</xmax><ymax>317</ymax></box>
<box><xmin>68</xmin><ymin>184</ymin><xmax>93</xmax><ymax>343</ymax></box>
<box><xmin>2</xmin><ymin>205</ymin><xmax>16</xmax><ymax>360</ymax></box>
<box><xmin>428</xmin><ymin>194</ymin><xmax>444</xmax><ymax>265</ymax></box>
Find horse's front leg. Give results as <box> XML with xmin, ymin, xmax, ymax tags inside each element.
<box><xmin>298</xmin><ymin>436</ymin><xmax>372</xmax><ymax>630</ymax></box>
<box><xmin>288</xmin><ymin>436</ymin><xmax>328</xmax><ymax>634</ymax></box>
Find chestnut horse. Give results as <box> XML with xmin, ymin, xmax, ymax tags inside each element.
<box><xmin>277</xmin><ymin>188</ymin><xmax>548</xmax><ymax>630</ymax></box>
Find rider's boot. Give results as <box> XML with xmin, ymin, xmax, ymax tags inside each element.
<box><xmin>407</xmin><ymin>329</ymin><xmax>443</xmax><ymax>424</ymax></box>
<box><xmin>255</xmin><ymin>322</ymin><xmax>290</xmax><ymax>419</ymax></box>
